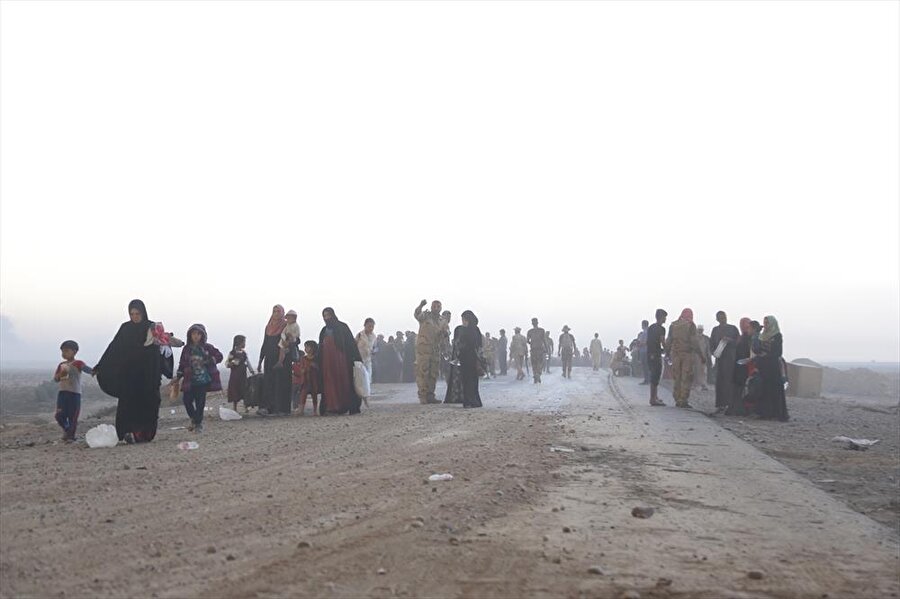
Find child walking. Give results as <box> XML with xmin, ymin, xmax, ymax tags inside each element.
<box><xmin>176</xmin><ymin>324</ymin><xmax>223</xmax><ymax>433</ymax></box>
<box><xmin>53</xmin><ymin>340</ymin><xmax>93</xmax><ymax>442</ymax></box>
<box><xmin>291</xmin><ymin>340</ymin><xmax>320</xmax><ymax>415</ymax></box>
<box><xmin>226</xmin><ymin>334</ymin><xmax>255</xmax><ymax>413</ymax></box>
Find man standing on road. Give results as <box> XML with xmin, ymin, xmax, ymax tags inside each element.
<box><xmin>693</xmin><ymin>324</ymin><xmax>711</xmax><ymax>392</ymax></box>
<box><xmin>589</xmin><ymin>333</ymin><xmax>603</xmax><ymax>371</ymax></box>
<box><xmin>414</xmin><ymin>299</ymin><xmax>445</xmax><ymax>404</ymax></box>
<box><xmin>558</xmin><ymin>325</ymin><xmax>577</xmax><ymax>379</ymax></box>
<box><xmin>527</xmin><ymin>318</ymin><xmax>547</xmax><ymax>384</ymax></box>
<box><xmin>709</xmin><ymin>311</ymin><xmax>740</xmax><ymax>412</ymax></box>
<box><xmin>638</xmin><ymin>320</ymin><xmax>650</xmax><ymax>384</ymax></box>
<box><xmin>647</xmin><ymin>309</ymin><xmax>667</xmax><ymax>406</ymax></box>
<box><xmin>509</xmin><ymin>327</ymin><xmax>528</xmax><ymax>380</ymax></box>
<box><xmin>497</xmin><ymin>329</ymin><xmax>509</xmax><ymax>376</ymax></box>
<box><xmin>665</xmin><ymin>308</ymin><xmax>703</xmax><ymax>409</ymax></box>
<box><xmin>483</xmin><ymin>332</ymin><xmax>497</xmax><ymax>378</ymax></box>
<box><xmin>544</xmin><ymin>331</ymin><xmax>554</xmax><ymax>374</ymax></box>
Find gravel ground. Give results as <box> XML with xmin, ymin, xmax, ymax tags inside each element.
<box><xmin>1</xmin><ymin>371</ymin><xmax>898</xmax><ymax>599</ymax></box>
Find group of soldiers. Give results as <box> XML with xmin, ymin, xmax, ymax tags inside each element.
<box><xmin>410</xmin><ymin>301</ymin><xmax>609</xmax><ymax>403</ymax></box>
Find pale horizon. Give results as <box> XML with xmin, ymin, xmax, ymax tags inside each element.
<box><xmin>2</xmin><ymin>0</ymin><xmax>898</xmax><ymax>367</ymax></box>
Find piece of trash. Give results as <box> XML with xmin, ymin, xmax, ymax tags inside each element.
<box><xmin>169</xmin><ymin>426</ymin><xmax>186</xmax><ymax>430</ymax></box>
<box><xmin>177</xmin><ymin>441</ymin><xmax>199</xmax><ymax>450</ymax></box>
<box><xmin>631</xmin><ymin>507</ymin><xmax>655</xmax><ymax>519</ymax></box>
<box><xmin>170</xmin><ymin>409</ymin><xmax>176</xmax><ymax>415</ymax></box>
<box><xmin>428</xmin><ymin>473</ymin><xmax>454</xmax><ymax>482</ymax></box>
<box><xmin>831</xmin><ymin>436</ymin><xmax>880</xmax><ymax>450</ymax></box>
<box><xmin>218</xmin><ymin>406</ymin><xmax>242</xmax><ymax>421</ymax></box>
<box><xmin>816</xmin><ymin>479</ymin><xmax>837</xmax><ymax>483</ymax></box>
<box><xmin>85</xmin><ymin>424</ymin><xmax>119</xmax><ymax>448</ymax></box>
<box><xmin>377</xmin><ymin>568</ymin><xmax>387</xmax><ymax>575</ymax></box>
<box><xmin>549</xmin><ymin>446</ymin><xmax>575</xmax><ymax>453</ymax></box>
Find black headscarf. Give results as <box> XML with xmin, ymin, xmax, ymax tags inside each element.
<box><xmin>318</xmin><ymin>308</ymin><xmax>362</xmax><ymax>363</ymax></box>
<box><xmin>457</xmin><ymin>310</ymin><xmax>483</xmax><ymax>354</ymax></box>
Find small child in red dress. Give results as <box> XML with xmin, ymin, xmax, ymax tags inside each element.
<box><xmin>291</xmin><ymin>340</ymin><xmax>320</xmax><ymax>415</ymax></box>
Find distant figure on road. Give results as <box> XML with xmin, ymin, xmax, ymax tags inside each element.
<box><xmin>665</xmin><ymin>308</ymin><xmax>703</xmax><ymax>409</ymax></box>
<box><xmin>527</xmin><ymin>318</ymin><xmax>547</xmax><ymax>384</ymax></box>
<box><xmin>497</xmin><ymin>329</ymin><xmax>509</xmax><ymax>376</ymax></box>
<box><xmin>558</xmin><ymin>326</ymin><xmax>577</xmax><ymax>379</ymax></box>
<box><xmin>709</xmin><ymin>311</ymin><xmax>740</xmax><ymax>411</ymax></box>
<box><xmin>647</xmin><ymin>309</ymin><xmax>667</xmax><ymax>406</ymax></box>
<box><xmin>694</xmin><ymin>324</ymin><xmax>711</xmax><ymax>392</ymax></box>
<box><xmin>509</xmin><ymin>327</ymin><xmax>528</xmax><ymax>380</ymax></box>
<box><xmin>590</xmin><ymin>333</ymin><xmax>603</xmax><ymax>371</ymax></box>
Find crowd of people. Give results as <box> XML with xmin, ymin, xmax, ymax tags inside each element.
<box><xmin>49</xmin><ymin>299</ymin><xmax>788</xmax><ymax>446</ymax></box>
<box><xmin>613</xmin><ymin>309</ymin><xmax>788</xmax><ymax>421</ymax></box>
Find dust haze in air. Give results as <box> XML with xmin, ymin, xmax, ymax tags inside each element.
<box><xmin>1</xmin><ymin>1</ymin><xmax>898</xmax><ymax>366</ymax></box>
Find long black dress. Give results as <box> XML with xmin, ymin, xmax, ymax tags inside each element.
<box><xmin>96</xmin><ymin>320</ymin><xmax>163</xmax><ymax>442</ymax></box>
<box><xmin>259</xmin><ymin>334</ymin><xmax>292</xmax><ymax>415</ymax></box>
<box><xmin>402</xmin><ymin>338</ymin><xmax>416</xmax><ymax>383</ymax></box>
<box><xmin>756</xmin><ymin>333</ymin><xmax>789</xmax><ymax>421</ymax></box>
<box><xmin>444</xmin><ymin>332</ymin><xmax>463</xmax><ymax>404</ymax></box>
<box><xmin>710</xmin><ymin>323</ymin><xmax>740</xmax><ymax>409</ymax></box>
<box><xmin>317</xmin><ymin>319</ymin><xmax>363</xmax><ymax>415</ymax></box>
<box><xmin>457</xmin><ymin>324</ymin><xmax>483</xmax><ymax>408</ymax></box>
<box><xmin>728</xmin><ymin>333</ymin><xmax>753</xmax><ymax>416</ymax></box>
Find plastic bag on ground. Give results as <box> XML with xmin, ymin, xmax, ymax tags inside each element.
<box><xmin>85</xmin><ymin>424</ymin><xmax>119</xmax><ymax>448</ymax></box>
<box><xmin>219</xmin><ymin>405</ymin><xmax>242</xmax><ymax>421</ymax></box>
<box><xmin>353</xmin><ymin>361</ymin><xmax>371</xmax><ymax>399</ymax></box>
<box><xmin>428</xmin><ymin>473</ymin><xmax>454</xmax><ymax>482</ymax></box>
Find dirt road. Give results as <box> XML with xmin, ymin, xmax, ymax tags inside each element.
<box><xmin>1</xmin><ymin>370</ymin><xmax>898</xmax><ymax>598</ymax></box>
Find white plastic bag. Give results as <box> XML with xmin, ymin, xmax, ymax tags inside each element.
<box><xmin>353</xmin><ymin>361</ymin><xmax>371</xmax><ymax>398</ymax></box>
<box><xmin>85</xmin><ymin>424</ymin><xmax>119</xmax><ymax>448</ymax></box>
<box><xmin>428</xmin><ymin>473</ymin><xmax>454</xmax><ymax>482</ymax></box>
<box><xmin>218</xmin><ymin>405</ymin><xmax>242</xmax><ymax>421</ymax></box>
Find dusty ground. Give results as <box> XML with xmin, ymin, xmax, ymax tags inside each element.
<box><xmin>1</xmin><ymin>370</ymin><xmax>898</xmax><ymax>599</ymax></box>
<box><xmin>667</xmin><ymin>379</ymin><xmax>900</xmax><ymax>533</ymax></box>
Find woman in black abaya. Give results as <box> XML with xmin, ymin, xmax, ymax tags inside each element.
<box><xmin>456</xmin><ymin>310</ymin><xmax>483</xmax><ymax>408</ymax></box>
<box><xmin>94</xmin><ymin>299</ymin><xmax>164</xmax><ymax>443</ymax></box>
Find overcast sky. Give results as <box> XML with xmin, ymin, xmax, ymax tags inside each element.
<box><xmin>1</xmin><ymin>0</ymin><xmax>898</xmax><ymax>367</ymax></box>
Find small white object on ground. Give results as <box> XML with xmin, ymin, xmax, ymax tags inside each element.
<box><xmin>169</xmin><ymin>426</ymin><xmax>186</xmax><ymax>430</ymax></box>
<box><xmin>218</xmin><ymin>406</ymin><xmax>242</xmax><ymax>421</ymax></box>
<box><xmin>831</xmin><ymin>436</ymin><xmax>880</xmax><ymax>450</ymax></box>
<box><xmin>85</xmin><ymin>424</ymin><xmax>118</xmax><ymax>448</ymax></box>
<box><xmin>428</xmin><ymin>473</ymin><xmax>454</xmax><ymax>482</ymax></box>
<box><xmin>550</xmin><ymin>446</ymin><xmax>575</xmax><ymax>453</ymax></box>
<box><xmin>177</xmin><ymin>441</ymin><xmax>199</xmax><ymax>450</ymax></box>
<box><xmin>170</xmin><ymin>409</ymin><xmax>176</xmax><ymax>415</ymax></box>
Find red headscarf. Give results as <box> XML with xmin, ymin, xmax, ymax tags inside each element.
<box><xmin>739</xmin><ymin>317</ymin><xmax>752</xmax><ymax>335</ymax></box>
<box><xmin>679</xmin><ymin>308</ymin><xmax>694</xmax><ymax>323</ymax></box>
<box><xmin>265</xmin><ymin>305</ymin><xmax>287</xmax><ymax>337</ymax></box>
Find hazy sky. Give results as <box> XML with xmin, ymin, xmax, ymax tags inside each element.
<box><xmin>1</xmin><ymin>0</ymin><xmax>898</xmax><ymax>366</ymax></box>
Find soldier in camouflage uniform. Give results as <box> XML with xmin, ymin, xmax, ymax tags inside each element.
<box><xmin>509</xmin><ymin>327</ymin><xmax>528</xmax><ymax>380</ymax></box>
<box><xmin>414</xmin><ymin>299</ymin><xmax>445</xmax><ymax>404</ymax></box>
<box><xmin>665</xmin><ymin>308</ymin><xmax>703</xmax><ymax>408</ymax></box>
<box><xmin>483</xmin><ymin>332</ymin><xmax>497</xmax><ymax>378</ymax></box>
<box><xmin>527</xmin><ymin>318</ymin><xmax>547</xmax><ymax>384</ymax></box>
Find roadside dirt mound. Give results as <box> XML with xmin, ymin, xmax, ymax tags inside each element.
<box><xmin>821</xmin><ymin>366</ymin><xmax>899</xmax><ymax>399</ymax></box>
